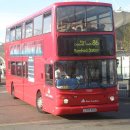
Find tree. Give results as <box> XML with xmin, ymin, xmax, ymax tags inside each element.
<box><xmin>0</xmin><ymin>45</ymin><xmax>4</xmax><ymax>57</ymax></box>
<box><xmin>116</xmin><ymin>23</ymin><xmax>130</xmax><ymax>53</ymax></box>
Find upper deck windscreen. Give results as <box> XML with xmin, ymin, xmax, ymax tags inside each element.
<box><xmin>57</xmin><ymin>5</ymin><xmax>113</xmax><ymax>32</ymax></box>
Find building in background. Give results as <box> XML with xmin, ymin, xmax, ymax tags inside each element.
<box><xmin>0</xmin><ymin>44</ymin><xmax>5</xmax><ymax>78</ymax></box>
<box><xmin>114</xmin><ymin>11</ymin><xmax>130</xmax><ymax>97</ymax></box>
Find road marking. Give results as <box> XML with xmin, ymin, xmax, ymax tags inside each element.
<box><xmin>0</xmin><ymin>120</ymin><xmax>52</xmax><ymax>127</ymax></box>
<box><xmin>0</xmin><ymin>119</ymin><xmax>130</xmax><ymax>127</ymax></box>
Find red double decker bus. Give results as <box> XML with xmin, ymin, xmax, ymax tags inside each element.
<box><xmin>4</xmin><ymin>1</ymin><xmax>118</xmax><ymax>115</ymax></box>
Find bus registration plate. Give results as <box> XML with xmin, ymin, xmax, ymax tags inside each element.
<box><xmin>83</xmin><ymin>108</ymin><xmax>97</xmax><ymax>113</ymax></box>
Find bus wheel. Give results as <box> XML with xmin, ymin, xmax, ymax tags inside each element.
<box><xmin>36</xmin><ymin>92</ymin><xmax>43</xmax><ymax>113</ymax></box>
<box><xmin>11</xmin><ymin>84</ymin><xmax>17</xmax><ymax>99</ymax></box>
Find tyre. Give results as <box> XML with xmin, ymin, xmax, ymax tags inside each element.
<box><xmin>11</xmin><ymin>84</ymin><xmax>17</xmax><ymax>99</ymax></box>
<box><xmin>36</xmin><ymin>91</ymin><xmax>43</xmax><ymax>113</ymax></box>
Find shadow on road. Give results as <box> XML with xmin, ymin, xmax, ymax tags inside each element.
<box><xmin>61</xmin><ymin>100</ymin><xmax>130</xmax><ymax>120</ymax></box>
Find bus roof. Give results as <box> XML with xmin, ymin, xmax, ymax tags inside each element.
<box><xmin>7</xmin><ymin>1</ymin><xmax>112</xmax><ymax>29</ymax></box>
<box><xmin>54</xmin><ymin>1</ymin><xmax>112</xmax><ymax>7</ymax></box>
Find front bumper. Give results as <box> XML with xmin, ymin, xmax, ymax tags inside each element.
<box><xmin>54</xmin><ymin>103</ymin><xmax>119</xmax><ymax>115</ymax></box>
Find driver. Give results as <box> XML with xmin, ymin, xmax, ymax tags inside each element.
<box><xmin>55</xmin><ymin>65</ymin><xmax>69</xmax><ymax>79</ymax></box>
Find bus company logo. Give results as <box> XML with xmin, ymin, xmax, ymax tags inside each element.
<box><xmin>81</xmin><ymin>99</ymin><xmax>99</xmax><ymax>103</ymax></box>
<box><xmin>45</xmin><ymin>88</ymin><xmax>53</xmax><ymax>99</ymax></box>
<box><xmin>81</xmin><ymin>99</ymin><xmax>86</xmax><ymax>103</ymax></box>
<box><xmin>47</xmin><ymin>88</ymin><xmax>50</xmax><ymax>94</ymax></box>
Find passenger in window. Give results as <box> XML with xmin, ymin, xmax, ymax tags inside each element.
<box><xmin>66</xmin><ymin>24</ymin><xmax>76</xmax><ymax>32</ymax></box>
<box><xmin>87</xmin><ymin>22</ymin><xmax>96</xmax><ymax>31</ymax></box>
<box><xmin>98</xmin><ymin>24</ymin><xmax>105</xmax><ymax>31</ymax></box>
<box><xmin>72</xmin><ymin>24</ymin><xmax>76</xmax><ymax>31</ymax></box>
<box><xmin>76</xmin><ymin>27</ymin><xmax>82</xmax><ymax>32</ymax></box>
<box><xmin>83</xmin><ymin>22</ymin><xmax>96</xmax><ymax>32</ymax></box>
<box><xmin>55</xmin><ymin>64</ymin><xmax>69</xmax><ymax>79</ymax></box>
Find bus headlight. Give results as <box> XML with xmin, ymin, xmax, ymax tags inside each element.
<box><xmin>109</xmin><ymin>96</ymin><xmax>115</xmax><ymax>102</ymax></box>
<box><xmin>63</xmin><ymin>99</ymin><xmax>69</xmax><ymax>104</ymax></box>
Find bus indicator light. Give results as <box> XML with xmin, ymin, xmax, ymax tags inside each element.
<box><xmin>109</xmin><ymin>96</ymin><xmax>115</xmax><ymax>102</ymax></box>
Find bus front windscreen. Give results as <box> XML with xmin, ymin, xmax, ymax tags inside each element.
<box><xmin>57</xmin><ymin>5</ymin><xmax>113</xmax><ymax>32</ymax></box>
<box><xmin>55</xmin><ymin>60</ymin><xmax>117</xmax><ymax>90</ymax></box>
<box><xmin>58</xmin><ymin>35</ymin><xmax>114</xmax><ymax>56</ymax></box>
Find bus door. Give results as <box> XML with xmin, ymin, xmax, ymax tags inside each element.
<box><xmin>22</xmin><ymin>61</ymin><xmax>32</xmax><ymax>103</ymax></box>
<box><xmin>13</xmin><ymin>61</ymin><xmax>24</xmax><ymax>100</ymax></box>
<box><xmin>44</xmin><ymin>64</ymin><xmax>55</xmax><ymax>113</ymax></box>
<box><xmin>23</xmin><ymin>57</ymin><xmax>43</xmax><ymax>106</ymax></box>
<box><xmin>23</xmin><ymin>56</ymin><xmax>38</xmax><ymax>105</ymax></box>
<box><xmin>24</xmin><ymin>57</ymin><xmax>45</xmax><ymax>106</ymax></box>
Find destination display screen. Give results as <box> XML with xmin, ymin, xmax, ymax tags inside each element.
<box><xmin>57</xmin><ymin>35</ymin><xmax>114</xmax><ymax>56</ymax></box>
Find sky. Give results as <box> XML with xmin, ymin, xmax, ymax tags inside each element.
<box><xmin>0</xmin><ymin>0</ymin><xmax>130</xmax><ymax>44</ymax></box>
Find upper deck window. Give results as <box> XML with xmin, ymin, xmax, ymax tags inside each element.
<box><xmin>57</xmin><ymin>5</ymin><xmax>113</xmax><ymax>32</ymax></box>
<box><xmin>34</xmin><ymin>15</ymin><xmax>43</xmax><ymax>36</ymax></box>
<box><xmin>16</xmin><ymin>25</ymin><xmax>22</xmax><ymax>40</ymax></box>
<box><xmin>10</xmin><ymin>28</ymin><xmax>15</xmax><ymax>41</ymax></box>
<box><xmin>25</xmin><ymin>20</ymin><xmax>33</xmax><ymax>38</ymax></box>
<box><xmin>43</xmin><ymin>12</ymin><xmax>52</xmax><ymax>33</ymax></box>
<box><xmin>6</xmin><ymin>28</ymin><xmax>10</xmax><ymax>42</ymax></box>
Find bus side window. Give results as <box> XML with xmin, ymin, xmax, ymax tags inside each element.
<box><xmin>10</xmin><ymin>28</ymin><xmax>16</xmax><ymax>42</ymax></box>
<box><xmin>11</xmin><ymin>62</ymin><xmax>16</xmax><ymax>75</ymax></box>
<box><xmin>43</xmin><ymin>11</ymin><xmax>52</xmax><ymax>34</ymax></box>
<box><xmin>23</xmin><ymin>62</ymin><xmax>28</xmax><ymax>78</ymax></box>
<box><xmin>16</xmin><ymin>25</ymin><xmax>22</xmax><ymax>40</ymax></box>
<box><xmin>34</xmin><ymin>15</ymin><xmax>43</xmax><ymax>36</ymax></box>
<box><xmin>16</xmin><ymin>62</ymin><xmax>22</xmax><ymax>77</ymax></box>
<box><xmin>22</xmin><ymin>23</ymin><xmax>25</xmax><ymax>39</ymax></box>
<box><xmin>6</xmin><ymin>28</ymin><xmax>11</xmax><ymax>42</ymax></box>
<box><xmin>45</xmin><ymin>64</ymin><xmax>53</xmax><ymax>86</ymax></box>
<box><xmin>25</xmin><ymin>20</ymin><xmax>33</xmax><ymax>38</ymax></box>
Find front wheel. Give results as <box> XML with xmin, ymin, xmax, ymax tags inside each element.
<box><xmin>36</xmin><ymin>92</ymin><xmax>43</xmax><ymax>113</ymax></box>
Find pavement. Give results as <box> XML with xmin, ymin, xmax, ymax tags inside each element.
<box><xmin>0</xmin><ymin>82</ymin><xmax>5</xmax><ymax>86</ymax></box>
<box><xmin>0</xmin><ymin>78</ymin><xmax>5</xmax><ymax>87</ymax></box>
